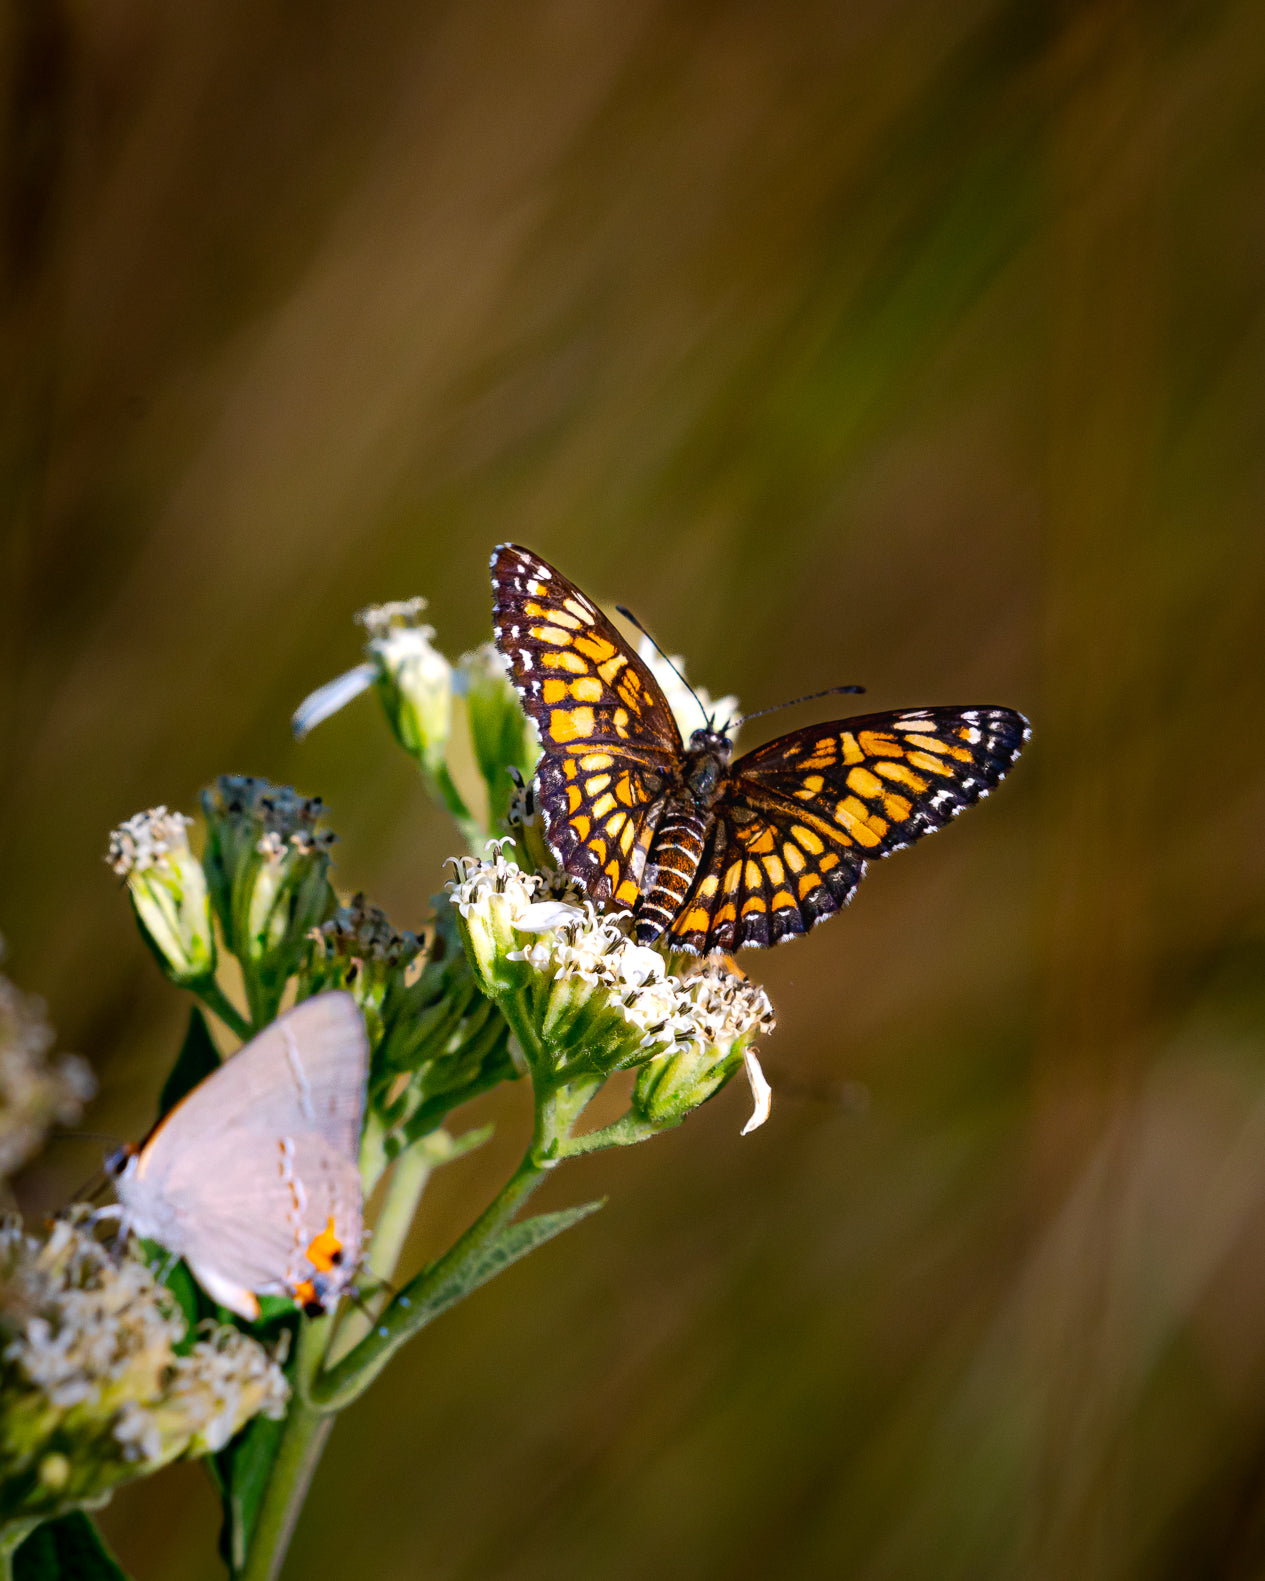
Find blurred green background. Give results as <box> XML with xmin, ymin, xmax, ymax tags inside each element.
<box><xmin>4</xmin><ymin>0</ymin><xmax>1265</xmax><ymax>1576</ymax></box>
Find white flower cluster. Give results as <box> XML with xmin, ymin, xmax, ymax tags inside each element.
<box><xmin>105</xmin><ymin>808</ymin><xmax>194</xmax><ymax>877</ymax></box>
<box><xmin>0</xmin><ymin>957</ymin><xmax>95</xmax><ymax>1181</ymax></box>
<box><xmin>448</xmin><ymin>846</ymin><xmax>689</xmax><ymax>1062</ymax></box>
<box><xmin>355</xmin><ymin>596</ymin><xmax>431</xmax><ymax>639</ymax></box>
<box><xmin>0</xmin><ymin>1212</ymin><xmax>288</xmax><ymax>1521</ymax></box>
<box><xmin>105</xmin><ymin>808</ymin><xmax>217</xmax><ymax>987</ymax></box>
<box><xmin>447</xmin><ymin>847</ymin><xmax>776</xmax><ymax>1127</ymax></box>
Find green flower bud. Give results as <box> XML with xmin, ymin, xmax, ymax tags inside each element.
<box><xmin>369</xmin><ymin>898</ymin><xmax>518</xmax><ymax>1149</ymax></box>
<box><xmin>357</xmin><ymin>599</ymin><xmax>453</xmax><ymax>777</ymax></box>
<box><xmin>301</xmin><ymin>893</ymin><xmax>423</xmax><ymax>1049</ymax></box>
<box><xmin>106</xmin><ymin>810</ymin><xmax>216</xmax><ymax>987</ymax></box>
<box><xmin>631</xmin><ymin>967</ymin><xmax>774</xmax><ymax>1131</ymax></box>
<box><xmin>0</xmin><ymin>953</ymin><xmax>95</xmax><ymax>1182</ymax></box>
<box><xmin>0</xmin><ymin>1211</ymin><xmax>288</xmax><ymax>1529</ymax></box>
<box><xmin>458</xmin><ymin>644</ymin><xmax>540</xmax><ymax>831</ymax></box>
<box><xmin>201</xmin><ymin>777</ymin><xmax>337</xmax><ymax>1019</ymax></box>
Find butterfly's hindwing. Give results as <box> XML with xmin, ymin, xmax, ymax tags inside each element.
<box><xmin>536</xmin><ymin>749</ymin><xmax>667</xmax><ymax>906</ymax></box>
<box><xmin>666</xmin><ymin>797</ymin><xmax>867</xmax><ymax>953</ymax></box>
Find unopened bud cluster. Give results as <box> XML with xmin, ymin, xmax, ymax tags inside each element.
<box><xmin>200</xmin><ymin>776</ymin><xmax>337</xmax><ymax>1018</ymax></box>
<box><xmin>303</xmin><ymin>893</ymin><xmax>423</xmax><ymax>1048</ymax></box>
<box><xmin>0</xmin><ymin>1212</ymin><xmax>287</xmax><ymax>1526</ymax></box>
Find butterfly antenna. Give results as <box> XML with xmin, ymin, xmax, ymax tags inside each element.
<box><xmin>734</xmin><ymin>683</ymin><xmax>867</xmax><ymax>729</ymax></box>
<box><xmin>615</xmin><ymin>605</ymin><xmax>713</xmax><ymax>727</ymax></box>
<box><xmin>72</xmin><ymin>1168</ymin><xmax>112</xmax><ymax>1204</ymax></box>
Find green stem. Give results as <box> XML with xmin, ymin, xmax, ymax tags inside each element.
<box><xmin>556</xmin><ymin>1111</ymin><xmax>668</xmax><ymax>1157</ymax></box>
<box><xmin>426</xmin><ymin>761</ymin><xmax>485</xmax><ymax>854</ymax></box>
<box><xmin>238</xmin><ymin>1319</ymin><xmax>331</xmax><ymax>1581</ymax></box>
<box><xmin>0</xmin><ymin>1522</ymin><xmax>37</xmax><ymax>1580</ymax></box>
<box><xmin>310</xmin><ymin>1147</ymin><xmax>547</xmax><ymax>1411</ymax></box>
<box><xmin>326</xmin><ymin>1141</ymin><xmax>433</xmax><ymax>1367</ymax></box>
<box><xmin>195</xmin><ymin>977</ymin><xmax>252</xmax><ymax>1041</ymax></box>
<box><xmin>311</xmin><ymin>1079</ymin><xmax>589</xmax><ymax>1411</ymax></box>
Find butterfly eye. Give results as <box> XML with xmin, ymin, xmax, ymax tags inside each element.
<box><xmin>104</xmin><ymin>1144</ymin><xmax>135</xmax><ymax>1178</ymax></box>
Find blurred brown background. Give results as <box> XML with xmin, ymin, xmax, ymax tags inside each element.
<box><xmin>4</xmin><ymin>0</ymin><xmax>1265</xmax><ymax>1576</ymax></box>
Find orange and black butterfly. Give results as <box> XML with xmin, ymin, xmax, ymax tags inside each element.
<box><xmin>491</xmin><ymin>545</ymin><xmax>1030</xmax><ymax>954</ymax></box>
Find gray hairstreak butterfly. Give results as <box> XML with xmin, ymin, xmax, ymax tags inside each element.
<box><xmin>105</xmin><ymin>991</ymin><xmax>367</xmax><ymax>1322</ymax></box>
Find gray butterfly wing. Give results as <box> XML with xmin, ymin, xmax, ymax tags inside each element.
<box><xmin>127</xmin><ymin>993</ymin><xmax>367</xmax><ymax>1314</ymax></box>
<box><xmin>142</xmin><ymin>991</ymin><xmax>366</xmax><ymax>1160</ymax></box>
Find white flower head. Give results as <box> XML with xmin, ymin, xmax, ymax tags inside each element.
<box><xmin>448</xmin><ymin>847</ymin><xmax>774</xmax><ymax>1102</ymax></box>
<box><xmin>632</xmin><ymin>960</ymin><xmax>776</xmax><ymax>1132</ymax></box>
<box><xmin>105</xmin><ymin>810</ymin><xmax>216</xmax><ymax>987</ymax></box>
<box><xmin>0</xmin><ymin>1210</ymin><xmax>287</xmax><ymax>1523</ymax></box>
<box><xmin>292</xmin><ymin>598</ymin><xmax>453</xmax><ymax>772</ymax></box>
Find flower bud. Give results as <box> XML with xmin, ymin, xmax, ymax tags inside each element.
<box><xmin>0</xmin><ymin>1211</ymin><xmax>288</xmax><ymax>1525</ymax></box>
<box><xmin>458</xmin><ymin>644</ymin><xmax>540</xmax><ymax>831</ymax></box>
<box><xmin>369</xmin><ymin>898</ymin><xmax>519</xmax><ymax>1144</ymax></box>
<box><xmin>357</xmin><ymin>599</ymin><xmax>453</xmax><ymax>777</ymax></box>
<box><xmin>0</xmin><ymin>956</ymin><xmax>95</xmax><ymax>1182</ymax></box>
<box><xmin>106</xmin><ymin>809</ymin><xmax>216</xmax><ymax>986</ymax></box>
<box><xmin>302</xmin><ymin>893</ymin><xmax>423</xmax><ymax>1049</ymax></box>
<box><xmin>201</xmin><ymin>777</ymin><xmax>336</xmax><ymax>1016</ymax></box>
<box><xmin>632</xmin><ymin>965</ymin><xmax>776</xmax><ymax>1132</ymax></box>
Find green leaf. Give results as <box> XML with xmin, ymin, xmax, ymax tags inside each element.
<box><xmin>13</xmin><ymin>1513</ymin><xmax>131</xmax><ymax>1581</ymax></box>
<box><xmin>157</xmin><ymin>1006</ymin><xmax>221</xmax><ymax>1118</ymax></box>
<box><xmin>420</xmin><ymin>1199</ymin><xmax>605</xmax><ymax>1317</ymax></box>
<box><xmin>216</xmin><ymin>1411</ymin><xmax>288</xmax><ymax>1574</ymax></box>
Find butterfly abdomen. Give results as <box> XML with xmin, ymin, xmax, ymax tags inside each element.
<box><xmin>634</xmin><ymin>806</ymin><xmax>710</xmax><ymax>944</ymax></box>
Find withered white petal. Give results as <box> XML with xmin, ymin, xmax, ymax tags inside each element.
<box><xmin>291</xmin><ymin>663</ymin><xmax>376</xmax><ymax>740</ymax></box>
<box><xmin>740</xmin><ymin>1047</ymin><xmax>773</xmax><ymax>1135</ymax></box>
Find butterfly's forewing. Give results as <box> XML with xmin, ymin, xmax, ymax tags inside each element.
<box><xmin>667</xmin><ymin>706</ymin><xmax>1030</xmax><ymax>953</ymax></box>
<box><xmin>491</xmin><ymin>544</ymin><xmax>683</xmax><ymax>906</ymax></box>
<box><xmin>128</xmin><ymin>993</ymin><xmax>367</xmax><ymax>1317</ymax></box>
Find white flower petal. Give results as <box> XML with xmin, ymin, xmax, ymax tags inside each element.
<box><xmin>514</xmin><ymin>900</ymin><xmax>588</xmax><ymax>933</ymax></box>
<box><xmin>739</xmin><ymin>1047</ymin><xmax>773</xmax><ymax>1135</ymax></box>
<box><xmin>291</xmin><ymin>663</ymin><xmax>376</xmax><ymax>740</ymax></box>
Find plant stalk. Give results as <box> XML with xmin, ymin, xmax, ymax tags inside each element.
<box><xmin>237</xmin><ymin>1319</ymin><xmax>331</xmax><ymax>1581</ymax></box>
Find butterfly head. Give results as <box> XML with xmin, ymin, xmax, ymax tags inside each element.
<box><xmin>684</xmin><ymin>725</ymin><xmax>735</xmax><ymax>807</ymax></box>
<box><xmin>104</xmin><ymin>1142</ymin><xmax>139</xmax><ymax>1181</ymax></box>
